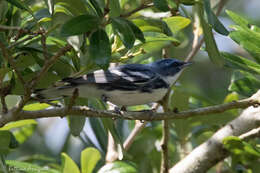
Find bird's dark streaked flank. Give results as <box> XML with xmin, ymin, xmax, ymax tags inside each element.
<box><xmin>34</xmin><ymin>58</ymin><xmax>192</xmax><ymax>106</ymax></box>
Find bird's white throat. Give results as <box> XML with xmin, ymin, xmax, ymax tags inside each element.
<box><xmin>165</xmin><ymin>70</ymin><xmax>183</xmax><ymax>85</ymax></box>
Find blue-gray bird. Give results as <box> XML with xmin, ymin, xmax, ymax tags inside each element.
<box><xmin>35</xmin><ymin>58</ymin><xmax>191</xmax><ymax>106</ymax></box>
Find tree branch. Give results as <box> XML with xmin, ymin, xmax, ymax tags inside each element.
<box><xmin>120</xmin><ymin>3</ymin><xmax>154</xmax><ymax>18</ymax></box>
<box><xmin>169</xmin><ymin>105</ymin><xmax>260</xmax><ymax>173</ymax></box>
<box><xmin>1</xmin><ymin>90</ymin><xmax>259</xmax><ymax>127</ymax></box>
<box><xmin>0</xmin><ymin>42</ymin><xmax>26</xmax><ymax>85</ymax></box>
<box><xmin>123</xmin><ymin>121</ymin><xmax>147</xmax><ymax>151</ymax></box>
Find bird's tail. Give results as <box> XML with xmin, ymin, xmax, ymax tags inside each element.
<box><xmin>32</xmin><ymin>87</ymin><xmax>64</xmax><ymax>101</ymax></box>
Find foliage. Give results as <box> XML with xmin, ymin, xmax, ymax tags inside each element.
<box><xmin>0</xmin><ymin>0</ymin><xmax>260</xmax><ymax>173</ymax></box>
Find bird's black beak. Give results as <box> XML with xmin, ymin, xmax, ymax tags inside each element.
<box><xmin>181</xmin><ymin>61</ymin><xmax>193</xmax><ymax>68</ymax></box>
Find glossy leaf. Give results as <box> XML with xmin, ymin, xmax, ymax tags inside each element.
<box><xmin>222</xmin><ymin>52</ymin><xmax>260</xmax><ymax>74</ymax></box>
<box><xmin>163</xmin><ymin>16</ymin><xmax>191</xmax><ymax>33</ymax></box>
<box><xmin>6</xmin><ymin>0</ymin><xmax>30</xmax><ymax>11</ymax></box>
<box><xmin>140</xmin><ymin>34</ymin><xmax>180</xmax><ymax>52</ymax></box>
<box><xmin>153</xmin><ymin>0</ymin><xmax>169</xmax><ymax>12</ymax></box>
<box><xmin>14</xmin><ymin>53</ymin><xmax>36</xmax><ymax>70</ymax></box>
<box><xmin>0</xmin><ymin>68</ymin><xmax>10</xmax><ymax>81</ymax></box>
<box><xmin>61</xmin><ymin>153</ymin><xmax>80</xmax><ymax>173</ymax></box>
<box><xmin>13</xmin><ymin>124</ymin><xmax>36</xmax><ymax>144</ymax></box>
<box><xmin>98</xmin><ymin>161</ymin><xmax>137</xmax><ymax>173</ymax></box>
<box><xmin>229</xmin><ymin>26</ymin><xmax>260</xmax><ymax>63</ymax></box>
<box><xmin>12</xmin><ymin>71</ymin><xmax>61</xmax><ymax>95</ymax></box>
<box><xmin>57</xmin><ymin>0</ymin><xmax>87</xmax><ymax>15</ymax></box>
<box><xmin>226</xmin><ymin>10</ymin><xmax>249</xmax><ymax>29</ymax></box>
<box><xmin>81</xmin><ymin>147</ymin><xmax>101</xmax><ymax>173</ymax></box>
<box><xmin>133</xmin><ymin>18</ymin><xmax>172</xmax><ymax>36</ymax></box>
<box><xmin>89</xmin><ymin>0</ymin><xmax>103</xmax><ymax>17</ymax></box>
<box><xmin>6</xmin><ymin>160</ymin><xmax>60</xmax><ymax>173</ymax></box>
<box><xmin>204</xmin><ymin>0</ymin><xmax>229</xmax><ymax>36</ymax></box>
<box><xmin>125</xmin><ymin>20</ymin><xmax>145</xmax><ymax>43</ymax></box>
<box><xmin>109</xmin><ymin>0</ymin><xmax>121</xmax><ymax>17</ymax></box>
<box><xmin>223</xmin><ymin>136</ymin><xmax>260</xmax><ymax>165</ymax></box>
<box><xmin>60</xmin><ymin>14</ymin><xmax>100</xmax><ymax>37</ymax></box>
<box><xmin>180</xmin><ymin>0</ymin><xmax>195</xmax><ymax>5</ymax></box>
<box><xmin>89</xmin><ymin>118</ymin><xmax>108</xmax><ymax>152</ymax></box>
<box><xmin>0</xmin><ymin>120</ymin><xmax>37</xmax><ymax>130</ymax></box>
<box><xmin>197</xmin><ymin>3</ymin><xmax>224</xmax><ymax>66</ymax></box>
<box><xmin>229</xmin><ymin>72</ymin><xmax>260</xmax><ymax>97</ymax></box>
<box><xmin>112</xmin><ymin>18</ymin><xmax>136</xmax><ymax>49</ymax></box>
<box><xmin>89</xmin><ymin>29</ymin><xmax>111</xmax><ymax>69</ymax></box>
<box><xmin>68</xmin><ymin>116</ymin><xmax>86</xmax><ymax>136</ymax></box>
<box><xmin>0</xmin><ymin>130</ymin><xmax>11</xmax><ymax>154</ymax></box>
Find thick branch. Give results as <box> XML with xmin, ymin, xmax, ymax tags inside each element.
<box><xmin>1</xmin><ymin>90</ymin><xmax>260</xmax><ymax>127</ymax></box>
<box><xmin>170</xmin><ymin>105</ymin><xmax>260</xmax><ymax>173</ymax></box>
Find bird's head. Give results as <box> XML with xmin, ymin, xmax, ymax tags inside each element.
<box><xmin>150</xmin><ymin>58</ymin><xmax>192</xmax><ymax>77</ymax></box>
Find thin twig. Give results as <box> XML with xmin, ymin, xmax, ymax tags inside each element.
<box><xmin>40</xmin><ymin>28</ymin><xmax>49</xmax><ymax>60</ymax></box>
<box><xmin>239</xmin><ymin>127</ymin><xmax>260</xmax><ymax>140</ymax></box>
<box><xmin>65</xmin><ymin>88</ymin><xmax>79</xmax><ymax>114</ymax></box>
<box><xmin>7</xmin><ymin>35</ymin><xmax>35</xmax><ymax>49</ymax></box>
<box><xmin>29</xmin><ymin>44</ymin><xmax>73</xmax><ymax>88</ymax></box>
<box><xmin>160</xmin><ymin>120</ymin><xmax>169</xmax><ymax>173</ymax></box>
<box><xmin>0</xmin><ymin>96</ymin><xmax>8</xmax><ymax>114</ymax></box>
<box><xmin>120</xmin><ymin>3</ymin><xmax>154</xmax><ymax>18</ymax></box>
<box><xmin>0</xmin><ymin>42</ymin><xmax>26</xmax><ymax>85</ymax></box>
<box><xmin>0</xmin><ymin>25</ymin><xmax>22</xmax><ymax>31</ymax></box>
<box><xmin>123</xmin><ymin>121</ymin><xmax>147</xmax><ymax>151</ymax></box>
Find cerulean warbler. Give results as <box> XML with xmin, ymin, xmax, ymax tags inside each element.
<box><xmin>35</xmin><ymin>58</ymin><xmax>191</xmax><ymax>106</ymax></box>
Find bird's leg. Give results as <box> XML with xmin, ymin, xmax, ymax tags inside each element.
<box><xmin>101</xmin><ymin>94</ymin><xmax>123</xmax><ymax>115</ymax></box>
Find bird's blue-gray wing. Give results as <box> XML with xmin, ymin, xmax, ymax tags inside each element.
<box><xmin>62</xmin><ymin>64</ymin><xmax>169</xmax><ymax>92</ymax></box>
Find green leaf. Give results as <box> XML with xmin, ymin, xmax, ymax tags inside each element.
<box><xmin>163</xmin><ymin>16</ymin><xmax>191</xmax><ymax>33</ymax></box>
<box><xmin>226</xmin><ymin>10</ymin><xmax>249</xmax><ymax>29</ymax></box>
<box><xmin>98</xmin><ymin>161</ymin><xmax>137</xmax><ymax>173</ymax></box>
<box><xmin>0</xmin><ymin>68</ymin><xmax>10</xmax><ymax>81</ymax></box>
<box><xmin>229</xmin><ymin>26</ymin><xmax>260</xmax><ymax>63</ymax></box>
<box><xmin>81</xmin><ymin>147</ymin><xmax>101</xmax><ymax>173</ymax></box>
<box><xmin>101</xmin><ymin>118</ymin><xmax>123</xmax><ymax>160</ymax></box>
<box><xmin>204</xmin><ymin>0</ymin><xmax>229</xmax><ymax>36</ymax></box>
<box><xmin>153</xmin><ymin>0</ymin><xmax>169</xmax><ymax>12</ymax></box>
<box><xmin>12</xmin><ymin>71</ymin><xmax>61</xmax><ymax>95</ymax></box>
<box><xmin>14</xmin><ymin>53</ymin><xmax>36</xmax><ymax>70</ymax></box>
<box><xmin>0</xmin><ymin>120</ymin><xmax>37</xmax><ymax>130</ymax></box>
<box><xmin>223</xmin><ymin>136</ymin><xmax>260</xmax><ymax>165</ymax></box>
<box><xmin>229</xmin><ymin>72</ymin><xmax>260</xmax><ymax>97</ymax></box>
<box><xmin>125</xmin><ymin>20</ymin><xmax>145</xmax><ymax>43</ymax></box>
<box><xmin>222</xmin><ymin>52</ymin><xmax>260</xmax><ymax>74</ymax></box>
<box><xmin>56</xmin><ymin>0</ymin><xmax>87</xmax><ymax>15</ymax></box>
<box><xmin>112</xmin><ymin>18</ymin><xmax>136</xmax><ymax>49</ymax></box>
<box><xmin>60</xmin><ymin>14</ymin><xmax>101</xmax><ymax>37</ymax></box>
<box><xmin>89</xmin><ymin>118</ymin><xmax>108</xmax><ymax>152</ymax></box>
<box><xmin>180</xmin><ymin>0</ymin><xmax>195</xmax><ymax>5</ymax></box>
<box><xmin>0</xmin><ymin>131</ymin><xmax>11</xmax><ymax>154</ymax></box>
<box><xmin>109</xmin><ymin>0</ymin><xmax>121</xmax><ymax>17</ymax></box>
<box><xmin>61</xmin><ymin>153</ymin><xmax>80</xmax><ymax>173</ymax></box>
<box><xmin>89</xmin><ymin>0</ymin><xmax>103</xmax><ymax>17</ymax></box>
<box><xmin>89</xmin><ymin>29</ymin><xmax>111</xmax><ymax>69</ymax></box>
<box><xmin>6</xmin><ymin>0</ymin><xmax>30</xmax><ymax>11</ymax></box>
<box><xmin>139</xmin><ymin>34</ymin><xmax>180</xmax><ymax>52</ymax></box>
<box><xmin>68</xmin><ymin>116</ymin><xmax>86</xmax><ymax>136</ymax></box>
<box><xmin>13</xmin><ymin>124</ymin><xmax>36</xmax><ymax>144</ymax></box>
<box><xmin>197</xmin><ymin>3</ymin><xmax>224</xmax><ymax>66</ymax></box>
<box><xmin>133</xmin><ymin>18</ymin><xmax>173</xmax><ymax>36</ymax></box>
<box><xmin>6</xmin><ymin>160</ymin><xmax>60</xmax><ymax>173</ymax></box>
